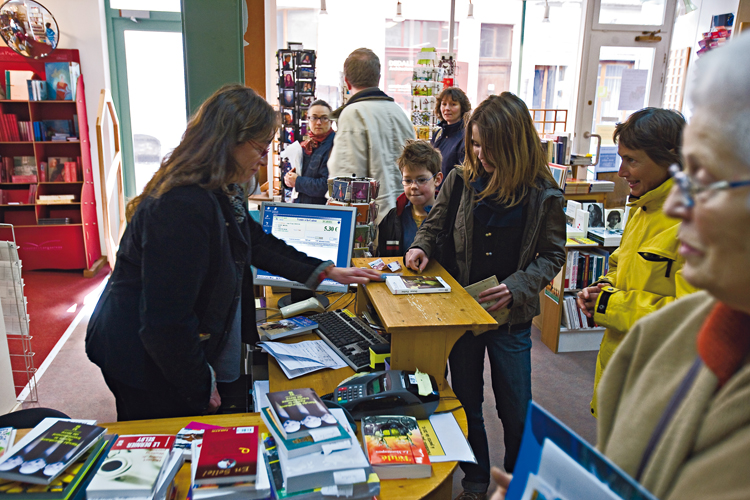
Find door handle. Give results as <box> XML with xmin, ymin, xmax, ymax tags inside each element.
<box><xmin>583</xmin><ymin>131</ymin><xmax>601</xmax><ymax>166</ymax></box>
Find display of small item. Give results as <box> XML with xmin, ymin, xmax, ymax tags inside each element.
<box><xmin>282</xmin><ymin>109</ymin><xmax>294</xmax><ymax>126</ymax></box>
<box><xmin>300</xmin><ymin>108</ymin><xmax>309</xmax><ymax>121</ymax></box>
<box><xmin>582</xmin><ymin>203</ymin><xmax>604</xmax><ymax>228</ymax></box>
<box><xmin>44</xmin><ymin>61</ymin><xmax>80</xmax><ymax>101</ymax></box>
<box><xmin>332</xmin><ymin>179</ymin><xmax>349</xmax><ymax>202</ymax></box>
<box><xmin>279</xmin><ymin>51</ymin><xmax>294</xmax><ymax>70</ymax></box>
<box><xmin>299</xmin><ymin>95</ymin><xmax>314</xmax><ymax>107</ymax></box>
<box><xmin>298</xmin><ymin>67</ymin><xmax>315</xmax><ymax>79</ymax></box>
<box><xmin>282</xmin><ymin>89</ymin><xmax>295</xmax><ymax>107</ymax></box>
<box><xmin>47</xmin><ymin>157</ymin><xmax>73</xmax><ymax>182</ymax></box>
<box><xmin>299</xmin><ymin>122</ymin><xmax>308</xmax><ymax>137</ymax></box>
<box><xmin>283</xmin><ymin>71</ymin><xmax>295</xmax><ymax>88</ymax></box>
<box><xmin>297</xmin><ymin>51</ymin><xmax>315</xmax><ymax>67</ymax></box>
<box><xmin>283</xmin><ymin>127</ymin><xmax>295</xmax><ymax>144</ymax></box>
<box><xmin>604</xmin><ymin>208</ymin><xmax>625</xmax><ymax>231</ymax></box>
<box><xmin>351</xmin><ymin>180</ymin><xmax>370</xmax><ymax>203</ymax></box>
<box><xmin>280</xmin><ymin>157</ymin><xmax>294</xmax><ymax>202</ymax></box>
<box><xmin>297</xmin><ymin>81</ymin><xmax>314</xmax><ymax>95</ymax></box>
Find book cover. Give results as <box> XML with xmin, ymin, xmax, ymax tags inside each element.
<box><xmin>46</xmin><ymin>157</ymin><xmax>72</xmax><ymax>183</ymax></box>
<box><xmin>361</xmin><ymin>415</ymin><xmax>431</xmax><ymax>479</ymax></box>
<box><xmin>44</xmin><ymin>63</ymin><xmax>79</xmax><ymax>101</ymax></box>
<box><xmin>0</xmin><ymin>435</ymin><xmax>113</xmax><ymax>500</ymax></box>
<box><xmin>463</xmin><ymin>275</ymin><xmax>510</xmax><ymax>327</ymax></box>
<box><xmin>604</xmin><ymin>209</ymin><xmax>624</xmax><ymax>231</ymax></box>
<box><xmin>581</xmin><ymin>203</ymin><xmax>604</xmax><ymax>228</ymax></box>
<box><xmin>0</xmin><ymin>421</ymin><xmax>105</xmax><ymax>485</ymax></box>
<box><xmin>260</xmin><ymin>407</ymin><xmax>351</xmax><ymax>459</ymax></box>
<box><xmin>257</xmin><ymin>316</ymin><xmax>318</xmax><ymax>341</ymax></box>
<box><xmin>85</xmin><ymin>434</ymin><xmax>174</xmax><ymax>498</ymax></box>
<box><xmin>194</xmin><ymin>427</ymin><xmax>258</xmax><ymax>486</ymax></box>
<box><xmin>42</xmin><ymin>121</ymin><xmax>72</xmax><ymax>141</ymax></box>
<box><xmin>0</xmin><ymin>428</ymin><xmax>16</xmax><ymax>459</ymax></box>
<box><xmin>385</xmin><ymin>275</ymin><xmax>451</xmax><ymax>295</ymax></box>
<box><xmin>266</xmin><ymin>389</ymin><xmax>338</xmax><ymax>440</ymax></box>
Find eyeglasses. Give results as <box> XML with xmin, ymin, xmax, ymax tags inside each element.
<box><xmin>249</xmin><ymin>140</ymin><xmax>271</xmax><ymax>158</ymax></box>
<box><xmin>669</xmin><ymin>164</ymin><xmax>750</xmax><ymax>208</ymax></box>
<box><xmin>309</xmin><ymin>116</ymin><xmax>330</xmax><ymax>123</ymax></box>
<box><xmin>401</xmin><ymin>173</ymin><xmax>437</xmax><ymax>186</ymax></box>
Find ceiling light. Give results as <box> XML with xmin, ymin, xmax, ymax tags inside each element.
<box><xmin>467</xmin><ymin>0</ymin><xmax>474</xmax><ymax>19</ymax></box>
<box><xmin>683</xmin><ymin>0</ymin><xmax>697</xmax><ymax>13</ymax></box>
<box><xmin>542</xmin><ymin>0</ymin><xmax>550</xmax><ymax>22</ymax></box>
<box><xmin>394</xmin><ymin>1</ymin><xmax>404</xmax><ymax>22</ymax></box>
<box><xmin>320</xmin><ymin>0</ymin><xmax>328</xmax><ymax>15</ymax></box>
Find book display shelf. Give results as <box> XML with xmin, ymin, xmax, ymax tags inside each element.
<box><xmin>0</xmin><ymin>48</ymin><xmax>103</xmax><ymax>275</ymax></box>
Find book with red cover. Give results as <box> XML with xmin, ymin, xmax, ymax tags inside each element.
<box><xmin>194</xmin><ymin>426</ymin><xmax>258</xmax><ymax>486</ymax></box>
<box><xmin>361</xmin><ymin>416</ymin><xmax>431</xmax><ymax>479</ymax></box>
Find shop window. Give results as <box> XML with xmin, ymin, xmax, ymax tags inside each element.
<box><xmin>480</xmin><ymin>24</ymin><xmax>512</xmax><ymax>59</ymax></box>
<box><xmin>477</xmin><ymin>24</ymin><xmax>512</xmax><ymax>104</ymax></box>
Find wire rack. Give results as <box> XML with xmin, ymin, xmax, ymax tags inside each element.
<box><xmin>0</xmin><ymin>223</ymin><xmax>37</xmax><ymax>403</ymax></box>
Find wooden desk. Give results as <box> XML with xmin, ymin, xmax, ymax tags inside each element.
<box><xmin>352</xmin><ymin>257</ymin><xmax>497</xmax><ymax>390</ymax></box>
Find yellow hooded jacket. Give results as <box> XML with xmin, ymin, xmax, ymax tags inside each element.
<box><xmin>591</xmin><ymin>177</ymin><xmax>698</xmax><ymax>416</ymax></box>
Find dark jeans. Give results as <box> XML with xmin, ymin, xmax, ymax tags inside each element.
<box><xmin>448</xmin><ymin>326</ymin><xmax>532</xmax><ymax>493</ymax></box>
<box><xmin>103</xmin><ymin>374</ymin><xmax>202</xmax><ymax>421</ymax></box>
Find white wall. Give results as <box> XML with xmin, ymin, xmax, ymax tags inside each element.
<box><xmin>43</xmin><ymin>0</ymin><xmax>111</xmax><ymax>257</ymax></box>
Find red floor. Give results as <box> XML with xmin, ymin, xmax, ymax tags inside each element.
<box><xmin>8</xmin><ymin>266</ymin><xmax>110</xmax><ymax>395</ymax></box>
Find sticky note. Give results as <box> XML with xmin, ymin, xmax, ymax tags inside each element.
<box><xmin>415</xmin><ymin>368</ymin><xmax>433</xmax><ymax>396</ymax></box>
<box><xmin>333</xmin><ymin>468</ymin><xmax>367</xmax><ymax>485</ymax></box>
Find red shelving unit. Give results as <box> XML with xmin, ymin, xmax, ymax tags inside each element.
<box><xmin>0</xmin><ymin>48</ymin><xmax>104</xmax><ymax>275</ymax></box>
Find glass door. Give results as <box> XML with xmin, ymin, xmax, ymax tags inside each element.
<box><xmin>107</xmin><ymin>7</ymin><xmax>186</xmax><ymax>197</ymax></box>
<box><xmin>574</xmin><ymin>0</ymin><xmax>677</xmax><ymax>164</ymax></box>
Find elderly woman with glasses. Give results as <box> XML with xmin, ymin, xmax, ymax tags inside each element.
<box><xmin>86</xmin><ymin>86</ymin><xmax>378</xmax><ymax>421</ymax></box>
<box><xmin>283</xmin><ymin>99</ymin><xmax>335</xmax><ymax>205</ymax></box>
<box><xmin>577</xmin><ymin>107</ymin><xmax>698</xmax><ymax>418</ymax></box>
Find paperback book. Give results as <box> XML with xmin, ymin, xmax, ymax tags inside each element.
<box><xmin>85</xmin><ymin>435</ymin><xmax>175</xmax><ymax>498</ymax></box>
<box><xmin>0</xmin><ymin>435</ymin><xmax>114</xmax><ymax>500</ymax></box>
<box><xmin>194</xmin><ymin>427</ymin><xmax>259</xmax><ymax>486</ymax></box>
<box><xmin>266</xmin><ymin>389</ymin><xmax>339</xmax><ymax>441</ymax></box>
<box><xmin>361</xmin><ymin>415</ymin><xmax>431</xmax><ymax>479</ymax></box>
<box><xmin>259</xmin><ymin>407</ymin><xmax>351</xmax><ymax>458</ymax></box>
<box><xmin>463</xmin><ymin>275</ymin><xmax>510</xmax><ymax>328</ymax></box>
<box><xmin>257</xmin><ymin>316</ymin><xmax>318</xmax><ymax>341</ymax></box>
<box><xmin>0</xmin><ymin>428</ymin><xmax>15</xmax><ymax>459</ymax></box>
<box><xmin>0</xmin><ymin>421</ymin><xmax>105</xmax><ymax>485</ymax></box>
<box><xmin>385</xmin><ymin>276</ymin><xmax>451</xmax><ymax>295</ymax></box>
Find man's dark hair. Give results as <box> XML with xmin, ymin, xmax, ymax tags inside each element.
<box><xmin>343</xmin><ymin>48</ymin><xmax>380</xmax><ymax>89</ymax></box>
<box><xmin>310</xmin><ymin>99</ymin><xmax>332</xmax><ymax>112</ymax></box>
<box><xmin>613</xmin><ymin>108</ymin><xmax>686</xmax><ymax>168</ymax></box>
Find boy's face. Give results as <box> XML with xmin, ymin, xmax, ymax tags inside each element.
<box><xmin>401</xmin><ymin>166</ymin><xmax>442</xmax><ymax>208</ymax></box>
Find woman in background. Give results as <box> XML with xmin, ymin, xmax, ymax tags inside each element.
<box><xmin>431</xmin><ymin>87</ymin><xmax>471</xmax><ymax>186</ymax></box>
<box><xmin>407</xmin><ymin>93</ymin><xmax>566</xmax><ymax>500</ymax></box>
<box><xmin>577</xmin><ymin>108</ymin><xmax>698</xmax><ymax>417</ymax></box>
<box><xmin>284</xmin><ymin>99</ymin><xmax>334</xmax><ymax>205</ymax></box>
<box><xmin>86</xmin><ymin>85</ymin><xmax>377</xmax><ymax>421</ymax></box>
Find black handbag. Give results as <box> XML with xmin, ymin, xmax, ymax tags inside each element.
<box><xmin>432</xmin><ymin>173</ymin><xmax>464</xmax><ymax>279</ymax></box>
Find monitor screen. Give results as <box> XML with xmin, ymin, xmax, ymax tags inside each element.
<box><xmin>255</xmin><ymin>202</ymin><xmax>357</xmax><ymax>293</ymax></box>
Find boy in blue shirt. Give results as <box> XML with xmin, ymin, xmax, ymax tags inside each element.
<box><xmin>377</xmin><ymin>140</ymin><xmax>443</xmax><ymax>256</ymax></box>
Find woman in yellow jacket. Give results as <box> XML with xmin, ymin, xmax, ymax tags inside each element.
<box><xmin>577</xmin><ymin>108</ymin><xmax>698</xmax><ymax>417</ymax></box>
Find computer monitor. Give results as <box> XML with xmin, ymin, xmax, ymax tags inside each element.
<box><xmin>255</xmin><ymin>202</ymin><xmax>357</xmax><ymax>307</ymax></box>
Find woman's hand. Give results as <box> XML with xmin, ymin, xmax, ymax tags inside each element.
<box><xmin>577</xmin><ymin>283</ymin><xmax>607</xmax><ymax>318</ymax></box>
<box><xmin>326</xmin><ymin>266</ymin><xmax>381</xmax><ymax>285</ymax></box>
<box><xmin>405</xmin><ymin>248</ymin><xmax>429</xmax><ymax>272</ymax></box>
<box><xmin>284</xmin><ymin>171</ymin><xmax>298</xmax><ymax>188</ymax></box>
<box><xmin>489</xmin><ymin>467</ymin><xmax>512</xmax><ymax>500</ymax></box>
<box><xmin>478</xmin><ymin>283</ymin><xmax>513</xmax><ymax>312</ymax></box>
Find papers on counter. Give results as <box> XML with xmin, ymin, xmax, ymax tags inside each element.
<box><xmin>417</xmin><ymin>413</ymin><xmax>477</xmax><ymax>464</ymax></box>
<box><xmin>259</xmin><ymin>340</ymin><xmax>348</xmax><ymax>379</ymax></box>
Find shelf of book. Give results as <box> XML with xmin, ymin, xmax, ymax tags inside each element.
<box><xmin>0</xmin><ymin>47</ymin><xmax>104</xmax><ymax>275</ymax></box>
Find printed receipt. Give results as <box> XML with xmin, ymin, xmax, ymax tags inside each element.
<box><xmin>259</xmin><ymin>340</ymin><xmax>348</xmax><ymax>379</ymax></box>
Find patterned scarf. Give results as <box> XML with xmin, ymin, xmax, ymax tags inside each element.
<box><xmin>225</xmin><ymin>183</ymin><xmax>246</xmax><ymax>224</ymax></box>
<box><xmin>301</xmin><ymin>128</ymin><xmax>333</xmax><ymax>155</ymax></box>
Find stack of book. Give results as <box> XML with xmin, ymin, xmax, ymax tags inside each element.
<box><xmin>191</xmin><ymin>426</ymin><xmax>269</xmax><ymax>500</ymax></box>
<box><xmin>37</xmin><ymin>194</ymin><xmax>76</xmax><ymax>205</ymax></box>
<box><xmin>0</xmin><ymin>419</ymin><xmax>112</xmax><ymax>500</ymax></box>
<box><xmin>259</xmin><ymin>388</ymin><xmax>376</xmax><ymax>499</ymax></box>
<box><xmin>86</xmin><ymin>435</ymin><xmax>184</xmax><ymax>500</ymax></box>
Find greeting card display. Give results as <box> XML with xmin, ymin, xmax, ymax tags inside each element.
<box><xmin>276</xmin><ymin>47</ymin><xmax>317</xmax><ymax>147</ymax></box>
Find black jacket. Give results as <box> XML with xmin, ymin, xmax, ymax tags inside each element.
<box><xmin>85</xmin><ymin>185</ymin><xmax>326</xmax><ymax>414</ymax></box>
<box><xmin>376</xmin><ymin>193</ymin><xmax>410</xmax><ymax>257</ymax></box>
<box><xmin>431</xmin><ymin>119</ymin><xmax>466</xmax><ymax>183</ymax></box>
<box><xmin>292</xmin><ymin>132</ymin><xmax>334</xmax><ymax>205</ymax></box>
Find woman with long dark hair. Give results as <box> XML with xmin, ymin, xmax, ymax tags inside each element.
<box><xmin>407</xmin><ymin>93</ymin><xmax>566</xmax><ymax>500</ymax></box>
<box><xmin>86</xmin><ymin>85</ymin><xmax>378</xmax><ymax>421</ymax></box>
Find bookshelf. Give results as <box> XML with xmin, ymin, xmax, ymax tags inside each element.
<box><xmin>0</xmin><ymin>47</ymin><xmax>104</xmax><ymax>275</ymax></box>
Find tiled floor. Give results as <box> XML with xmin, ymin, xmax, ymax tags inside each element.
<box><xmin>22</xmin><ymin>303</ymin><xmax>598</xmax><ymax>499</ymax></box>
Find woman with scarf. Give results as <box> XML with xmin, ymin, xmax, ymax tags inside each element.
<box><xmin>406</xmin><ymin>93</ymin><xmax>566</xmax><ymax>500</ymax></box>
<box><xmin>431</xmin><ymin>87</ymin><xmax>471</xmax><ymax>187</ymax></box>
<box><xmin>86</xmin><ymin>86</ymin><xmax>378</xmax><ymax>421</ymax></box>
<box><xmin>283</xmin><ymin>100</ymin><xmax>334</xmax><ymax>205</ymax></box>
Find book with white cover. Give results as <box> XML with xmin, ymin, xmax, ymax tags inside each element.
<box><xmin>385</xmin><ymin>276</ymin><xmax>451</xmax><ymax>295</ymax></box>
<box><xmin>277</xmin><ymin>409</ymin><xmax>371</xmax><ymax>494</ymax></box>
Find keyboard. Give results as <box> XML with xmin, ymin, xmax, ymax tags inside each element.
<box><xmin>310</xmin><ymin>309</ymin><xmax>388</xmax><ymax>372</ymax></box>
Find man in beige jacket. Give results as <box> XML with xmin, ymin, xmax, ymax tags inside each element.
<box><xmin>327</xmin><ymin>48</ymin><xmax>415</xmax><ymax>224</ymax></box>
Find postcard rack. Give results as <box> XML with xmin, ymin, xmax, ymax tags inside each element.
<box><xmin>0</xmin><ymin>224</ymin><xmax>36</xmax><ymax>403</ymax></box>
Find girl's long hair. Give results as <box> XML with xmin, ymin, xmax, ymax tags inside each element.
<box><xmin>126</xmin><ymin>84</ymin><xmax>278</xmax><ymax>221</ymax></box>
<box><xmin>464</xmin><ymin>92</ymin><xmax>556</xmax><ymax>206</ymax></box>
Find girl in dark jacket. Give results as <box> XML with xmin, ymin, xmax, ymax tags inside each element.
<box><xmin>86</xmin><ymin>86</ymin><xmax>378</xmax><ymax>421</ymax></box>
<box><xmin>284</xmin><ymin>100</ymin><xmax>334</xmax><ymax>205</ymax></box>
<box><xmin>431</xmin><ymin>87</ymin><xmax>471</xmax><ymax>186</ymax></box>
<box><xmin>407</xmin><ymin>93</ymin><xmax>566</xmax><ymax>500</ymax></box>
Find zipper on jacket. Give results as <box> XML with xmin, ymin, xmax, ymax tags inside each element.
<box><xmin>665</xmin><ymin>259</ymin><xmax>673</xmax><ymax>278</ymax></box>
<box><xmin>638</xmin><ymin>252</ymin><xmax>675</xmax><ymax>278</ymax></box>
